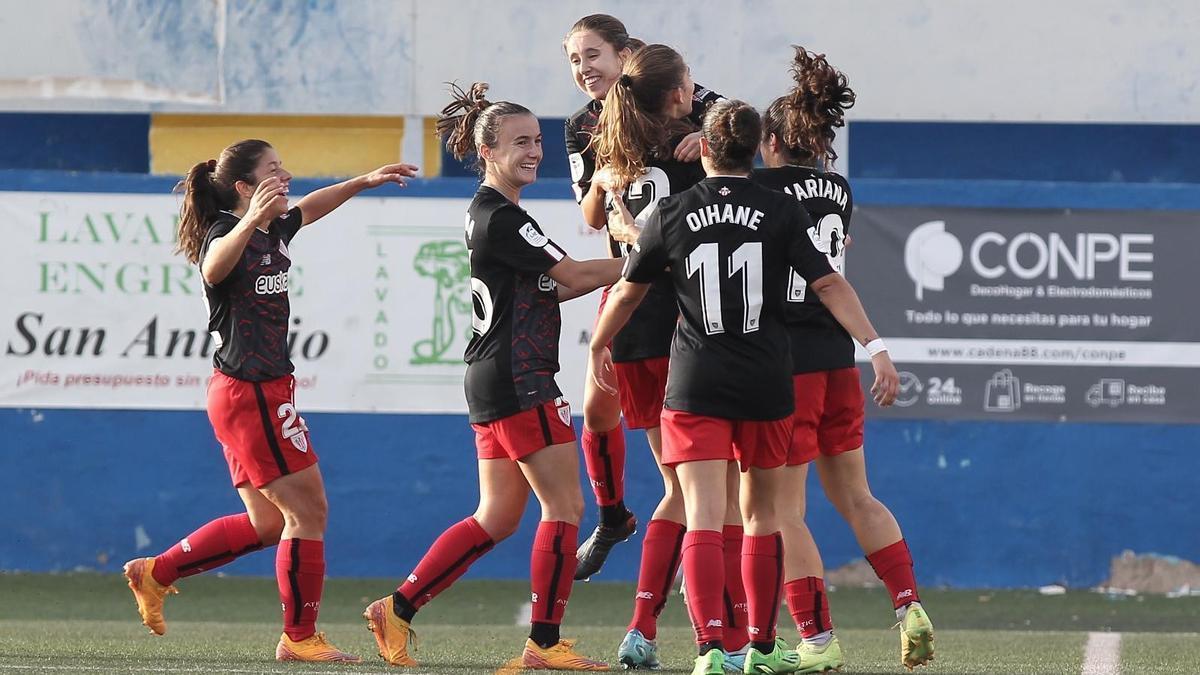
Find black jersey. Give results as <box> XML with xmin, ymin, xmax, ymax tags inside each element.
<box><xmin>564</xmin><ymin>83</ymin><xmax>724</xmax><ymax>204</ymax></box>
<box><xmin>607</xmin><ymin>156</ymin><xmax>705</xmax><ymax>362</ymax></box>
<box><xmin>463</xmin><ymin>185</ymin><xmax>569</xmax><ymax>423</ymax></box>
<box><xmin>624</xmin><ymin>177</ymin><xmax>835</xmax><ymax>420</ymax></box>
<box><xmin>753</xmin><ymin>167</ymin><xmax>854</xmax><ymax>373</ymax></box>
<box><xmin>200</xmin><ymin>206</ymin><xmax>303</xmax><ymax>382</ymax></box>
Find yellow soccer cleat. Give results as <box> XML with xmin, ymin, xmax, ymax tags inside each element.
<box><xmin>521</xmin><ymin>638</ymin><xmax>609</xmax><ymax>671</ymax></box>
<box><xmin>363</xmin><ymin>595</ymin><xmax>418</xmax><ymax>666</ymax></box>
<box><xmin>122</xmin><ymin>557</ymin><xmax>177</xmax><ymax>636</ymax></box>
<box><xmin>899</xmin><ymin>602</ymin><xmax>935</xmax><ymax>670</ymax></box>
<box><xmin>275</xmin><ymin>632</ymin><xmax>362</xmax><ymax>663</ymax></box>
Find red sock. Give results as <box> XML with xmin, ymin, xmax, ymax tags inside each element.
<box><xmin>785</xmin><ymin>577</ymin><xmax>833</xmax><ymax>639</ymax></box>
<box><xmin>581</xmin><ymin>426</ymin><xmax>626</xmax><ymax>506</ymax></box>
<box><xmin>398</xmin><ymin>517</ymin><xmax>494</xmax><ymax>609</ymax></box>
<box><xmin>530</xmin><ymin>521</ymin><xmax>579</xmax><ymax>625</ymax></box>
<box><xmin>628</xmin><ymin>519</ymin><xmax>686</xmax><ymax>640</ymax></box>
<box><xmin>682</xmin><ymin>530</ymin><xmax>725</xmax><ymax>645</ymax></box>
<box><xmin>152</xmin><ymin>513</ymin><xmax>262</xmax><ymax>586</ymax></box>
<box><xmin>277</xmin><ymin>539</ymin><xmax>324</xmax><ymax>642</ymax></box>
<box><xmin>866</xmin><ymin>539</ymin><xmax>920</xmax><ymax>609</ymax></box>
<box><xmin>742</xmin><ymin>533</ymin><xmax>784</xmax><ymax>645</ymax></box>
<box><xmin>722</xmin><ymin>525</ymin><xmax>750</xmax><ymax>652</ymax></box>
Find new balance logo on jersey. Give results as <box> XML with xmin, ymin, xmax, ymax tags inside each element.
<box><xmin>255</xmin><ymin>270</ymin><xmax>289</xmax><ymax>295</ymax></box>
<box><xmin>261</xmin><ymin>253</ymin><xmax>272</xmax><ymax>265</ymax></box>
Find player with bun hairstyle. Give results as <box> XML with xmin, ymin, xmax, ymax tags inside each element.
<box><xmin>756</xmin><ymin>46</ymin><xmax>935</xmax><ymax>671</ymax></box>
<box><xmin>124</xmin><ymin>140</ymin><xmax>417</xmax><ymax>662</ymax></box>
<box><xmin>591</xmin><ymin>98</ymin><xmax>897</xmax><ymax>675</ymax></box>
<box><xmin>563</xmin><ymin>15</ymin><xmax>724</xmax><ymax>589</ymax></box>
<box><xmin>362</xmin><ymin>83</ymin><xmax>618</xmax><ymax>671</ymax></box>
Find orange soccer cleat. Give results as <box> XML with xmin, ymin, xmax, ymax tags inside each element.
<box><xmin>122</xmin><ymin>557</ymin><xmax>178</xmax><ymax>636</ymax></box>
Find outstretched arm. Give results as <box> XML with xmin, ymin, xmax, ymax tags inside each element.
<box><xmin>296</xmin><ymin>163</ymin><xmax>419</xmax><ymax>226</ymax></box>
<box><xmin>810</xmin><ymin>274</ymin><xmax>899</xmax><ymax>406</ymax></box>
<box><xmin>546</xmin><ymin>257</ymin><xmax>624</xmax><ymax>296</ymax></box>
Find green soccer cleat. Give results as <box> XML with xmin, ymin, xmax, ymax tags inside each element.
<box><xmin>743</xmin><ymin>640</ymin><xmax>801</xmax><ymax>674</ymax></box>
<box><xmin>795</xmin><ymin>634</ymin><xmax>844</xmax><ymax>673</ymax></box>
<box><xmin>899</xmin><ymin>602</ymin><xmax>935</xmax><ymax>670</ymax></box>
<box><xmin>692</xmin><ymin>649</ymin><xmax>727</xmax><ymax>675</ymax></box>
<box><xmin>618</xmin><ymin>628</ymin><xmax>661</xmax><ymax>670</ymax></box>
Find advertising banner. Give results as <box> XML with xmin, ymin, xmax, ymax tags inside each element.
<box><xmin>847</xmin><ymin>207</ymin><xmax>1198</xmax><ymax>422</ymax></box>
<box><xmin>0</xmin><ymin>191</ymin><xmax>607</xmax><ymax>413</ymax></box>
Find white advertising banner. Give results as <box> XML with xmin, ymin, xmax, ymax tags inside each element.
<box><xmin>0</xmin><ymin>191</ymin><xmax>608</xmax><ymax>413</ymax></box>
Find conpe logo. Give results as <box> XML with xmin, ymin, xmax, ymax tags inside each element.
<box><xmin>904</xmin><ymin>220</ymin><xmax>963</xmax><ymax>301</ymax></box>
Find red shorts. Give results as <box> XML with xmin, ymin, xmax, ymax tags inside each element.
<box><xmin>474</xmin><ymin>397</ymin><xmax>576</xmax><ymax>461</ymax></box>
<box><xmin>789</xmin><ymin>367</ymin><xmax>866</xmax><ymax>465</ymax></box>
<box><xmin>207</xmin><ymin>370</ymin><xmax>318</xmax><ymax>489</ymax></box>
<box><xmin>596</xmin><ymin>287</ymin><xmax>670</xmax><ymax>430</ymax></box>
<box><xmin>660</xmin><ymin>408</ymin><xmax>793</xmax><ymax>471</ymax></box>
<box><xmin>614</xmin><ymin>357</ymin><xmax>669</xmax><ymax>429</ymax></box>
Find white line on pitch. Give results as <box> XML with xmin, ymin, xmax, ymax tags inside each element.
<box><xmin>514</xmin><ymin>600</ymin><xmax>533</xmax><ymax>625</ymax></box>
<box><xmin>1081</xmin><ymin>631</ymin><xmax>1121</xmax><ymax>675</ymax></box>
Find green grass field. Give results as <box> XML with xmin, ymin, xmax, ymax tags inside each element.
<box><xmin>1</xmin><ymin>573</ymin><xmax>1197</xmax><ymax>674</ymax></box>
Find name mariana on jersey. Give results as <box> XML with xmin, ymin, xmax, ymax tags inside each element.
<box><xmin>782</xmin><ymin>177</ymin><xmax>849</xmax><ymax>209</ymax></box>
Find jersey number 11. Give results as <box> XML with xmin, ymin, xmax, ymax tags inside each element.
<box><xmin>686</xmin><ymin>242</ymin><xmax>763</xmax><ymax>336</ymax></box>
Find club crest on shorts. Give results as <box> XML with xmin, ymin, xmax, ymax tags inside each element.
<box><xmin>555</xmin><ymin>397</ymin><xmax>571</xmax><ymax>426</ymax></box>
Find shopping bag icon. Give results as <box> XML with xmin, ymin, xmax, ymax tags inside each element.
<box><xmin>984</xmin><ymin>369</ymin><xmax>1020</xmax><ymax>412</ymax></box>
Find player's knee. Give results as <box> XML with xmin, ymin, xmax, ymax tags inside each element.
<box><xmin>476</xmin><ymin>511</ymin><xmax>521</xmax><ymax>541</ymax></box>
<box><xmin>582</xmin><ymin>400</ymin><xmax>620</xmax><ymax>432</ymax></box>
<box><xmin>250</xmin><ymin>510</ymin><xmax>285</xmax><ymax>545</ymax></box>
<box><xmin>834</xmin><ymin>488</ymin><xmax>877</xmax><ymax>519</ymax></box>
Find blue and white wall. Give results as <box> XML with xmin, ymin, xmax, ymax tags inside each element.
<box><xmin>1</xmin><ymin>1</ymin><xmax>1198</xmax><ymax>588</ymax></box>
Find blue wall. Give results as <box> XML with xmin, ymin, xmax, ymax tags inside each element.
<box><xmin>1</xmin><ymin>169</ymin><xmax>1198</xmax><ymax>588</ymax></box>
<box><xmin>3</xmin><ymin>407</ymin><xmax>1197</xmax><ymax>588</ymax></box>
<box><xmin>0</xmin><ymin>113</ymin><xmax>149</xmax><ymax>173</ymax></box>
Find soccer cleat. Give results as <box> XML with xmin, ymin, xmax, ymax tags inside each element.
<box><xmin>122</xmin><ymin>557</ymin><xmax>178</xmax><ymax>636</ymax></box>
<box><xmin>722</xmin><ymin>644</ymin><xmax>749</xmax><ymax>673</ymax></box>
<box><xmin>692</xmin><ymin>649</ymin><xmax>726</xmax><ymax>675</ymax></box>
<box><xmin>522</xmin><ymin>638</ymin><xmax>609</xmax><ymax>670</ymax></box>
<box><xmin>275</xmin><ymin>632</ymin><xmax>362</xmax><ymax>663</ymax></box>
<box><xmin>744</xmin><ymin>640</ymin><xmax>802</xmax><ymax>674</ymax></box>
<box><xmin>795</xmin><ymin>634</ymin><xmax>844</xmax><ymax>673</ymax></box>
<box><xmin>618</xmin><ymin>628</ymin><xmax>661</xmax><ymax>669</ymax></box>
<box><xmin>899</xmin><ymin>602</ymin><xmax>935</xmax><ymax>670</ymax></box>
<box><xmin>575</xmin><ymin>511</ymin><xmax>638</xmax><ymax>580</ymax></box>
<box><xmin>363</xmin><ymin>595</ymin><xmax>418</xmax><ymax>666</ymax></box>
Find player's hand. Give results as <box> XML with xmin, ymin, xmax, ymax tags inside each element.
<box><xmin>606</xmin><ymin>196</ymin><xmax>641</xmax><ymax>245</ymax></box>
<box><xmin>592</xmin><ymin>165</ymin><xmax>618</xmax><ymax>194</ymax></box>
<box><xmin>362</xmin><ymin>163</ymin><xmax>420</xmax><ymax>188</ymax></box>
<box><xmin>246</xmin><ymin>177</ymin><xmax>288</xmax><ymax>225</ymax></box>
<box><xmin>674</xmin><ymin>131</ymin><xmax>703</xmax><ymax>162</ymax></box>
<box><xmin>589</xmin><ymin>346</ymin><xmax>618</xmax><ymax>396</ymax></box>
<box><xmin>869</xmin><ymin>352</ymin><xmax>899</xmax><ymax>407</ymax></box>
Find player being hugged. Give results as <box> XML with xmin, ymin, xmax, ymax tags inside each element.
<box><xmin>590</xmin><ymin>100</ymin><xmax>898</xmax><ymax>675</ymax></box>
<box><xmin>362</xmin><ymin>83</ymin><xmax>620</xmax><ymax>671</ymax></box>
<box><xmin>563</xmin><ymin>18</ymin><xmax>727</xmax><ymax>594</ymax></box>
<box><xmin>755</xmin><ymin>46</ymin><xmax>934</xmax><ymax>671</ymax></box>
<box><xmin>123</xmin><ymin>140</ymin><xmax>417</xmax><ymax>662</ymax></box>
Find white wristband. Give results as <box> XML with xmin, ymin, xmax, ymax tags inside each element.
<box><xmin>865</xmin><ymin>338</ymin><xmax>888</xmax><ymax>357</ymax></box>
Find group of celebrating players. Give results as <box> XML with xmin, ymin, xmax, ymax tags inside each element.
<box><xmin>121</xmin><ymin>13</ymin><xmax>935</xmax><ymax>675</ymax></box>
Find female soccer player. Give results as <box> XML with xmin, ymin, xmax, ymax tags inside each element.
<box><xmin>590</xmin><ymin>99</ymin><xmax>898</xmax><ymax>675</ymax></box>
<box><xmin>563</xmin><ymin>16</ymin><xmax>724</xmax><ymax>584</ymax></box>
<box><xmin>755</xmin><ymin>46</ymin><xmax>935</xmax><ymax>671</ymax></box>
<box><xmin>123</xmin><ymin>140</ymin><xmax>418</xmax><ymax>662</ymax></box>
<box><xmin>361</xmin><ymin>83</ymin><xmax>620</xmax><ymax>671</ymax></box>
<box><xmin>575</xmin><ymin>42</ymin><xmax>753</xmax><ymax>668</ymax></box>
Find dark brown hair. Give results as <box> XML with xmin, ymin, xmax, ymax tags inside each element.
<box><xmin>591</xmin><ymin>44</ymin><xmax>691</xmax><ymax>188</ymax></box>
<box><xmin>702</xmin><ymin>100</ymin><xmax>761</xmax><ymax>174</ymax></box>
<box><xmin>762</xmin><ymin>46</ymin><xmax>856</xmax><ymax>166</ymax></box>
<box><xmin>436</xmin><ymin>82</ymin><xmax>533</xmax><ymax>175</ymax></box>
<box><xmin>564</xmin><ymin>14</ymin><xmax>638</xmax><ymax>52</ymax></box>
<box><xmin>175</xmin><ymin>139</ymin><xmax>272</xmax><ymax>264</ymax></box>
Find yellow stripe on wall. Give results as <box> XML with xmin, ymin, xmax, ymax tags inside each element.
<box><xmin>150</xmin><ymin>115</ymin><xmax>407</xmax><ymax>177</ymax></box>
